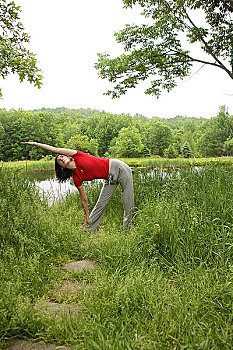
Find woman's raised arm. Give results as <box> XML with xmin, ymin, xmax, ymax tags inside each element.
<box><xmin>20</xmin><ymin>142</ymin><xmax>77</xmax><ymax>156</ymax></box>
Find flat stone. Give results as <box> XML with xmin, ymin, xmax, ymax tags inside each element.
<box><xmin>34</xmin><ymin>301</ymin><xmax>79</xmax><ymax>318</ymax></box>
<box><xmin>55</xmin><ymin>281</ymin><xmax>93</xmax><ymax>296</ymax></box>
<box><xmin>61</xmin><ymin>260</ymin><xmax>98</xmax><ymax>273</ymax></box>
<box><xmin>4</xmin><ymin>338</ymin><xmax>70</xmax><ymax>350</ymax></box>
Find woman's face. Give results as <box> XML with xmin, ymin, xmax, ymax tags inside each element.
<box><xmin>57</xmin><ymin>155</ymin><xmax>71</xmax><ymax>168</ymax></box>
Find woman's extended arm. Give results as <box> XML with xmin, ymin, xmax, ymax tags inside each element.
<box><xmin>20</xmin><ymin>142</ymin><xmax>76</xmax><ymax>156</ymax></box>
<box><xmin>77</xmin><ymin>185</ymin><xmax>90</xmax><ymax>227</ymax></box>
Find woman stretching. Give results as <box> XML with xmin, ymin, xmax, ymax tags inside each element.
<box><xmin>21</xmin><ymin>142</ymin><xmax>134</xmax><ymax>232</ymax></box>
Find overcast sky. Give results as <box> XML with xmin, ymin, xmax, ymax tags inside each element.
<box><xmin>1</xmin><ymin>0</ymin><xmax>232</xmax><ymax>119</ymax></box>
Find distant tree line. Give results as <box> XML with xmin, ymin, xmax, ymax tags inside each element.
<box><xmin>0</xmin><ymin>106</ymin><xmax>233</xmax><ymax>162</ymax></box>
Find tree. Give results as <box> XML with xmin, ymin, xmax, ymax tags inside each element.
<box><xmin>0</xmin><ymin>0</ymin><xmax>42</xmax><ymax>97</ymax></box>
<box><xmin>173</xmin><ymin>129</ymin><xmax>184</xmax><ymax>154</ymax></box>
<box><xmin>163</xmin><ymin>115</ymin><xmax>205</xmax><ymax>131</ymax></box>
<box><xmin>83</xmin><ymin>112</ymin><xmax>133</xmax><ymax>156</ymax></box>
<box><xmin>196</xmin><ymin>124</ymin><xmax>219</xmax><ymax>157</ymax></box>
<box><xmin>181</xmin><ymin>130</ymin><xmax>196</xmax><ymax>155</ymax></box>
<box><xmin>95</xmin><ymin>0</ymin><xmax>233</xmax><ymax>98</ymax></box>
<box><xmin>110</xmin><ymin>126</ymin><xmax>143</xmax><ymax>157</ymax></box>
<box><xmin>66</xmin><ymin>134</ymin><xmax>98</xmax><ymax>156</ymax></box>
<box><xmin>0</xmin><ymin>121</ymin><xmax>5</xmax><ymax>159</ymax></box>
<box><xmin>223</xmin><ymin>137</ymin><xmax>233</xmax><ymax>156</ymax></box>
<box><xmin>61</xmin><ymin>121</ymin><xmax>82</xmax><ymax>145</ymax></box>
<box><xmin>215</xmin><ymin>105</ymin><xmax>233</xmax><ymax>149</ymax></box>
<box><xmin>196</xmin><ymin>105</ymin><xmax>233</xmax><ymax>156</ymax></box>
<box><xmin>146</xmin><ymin>120</ymin><xmax>173</xmax><ymax>156</ymax></box>
<box><xmin>164</xmin><ymin>144</ymin><xmax>178</xmax><ymax>158</ymax></box>
<box><xmin>181</xmin><ymin>141</ymin><xmax>193</xmax><ymax>158</ymax></box>
<box><xmin>0</xmin><ymin>109</ymin><xmax>62</xmax><ymax>161</ymax></box>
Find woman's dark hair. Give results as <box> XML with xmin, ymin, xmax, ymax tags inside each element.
<box><xmin>55</xmin><ymin>155</ymin><xmax>73</xmax><ymax>183</ymax></box>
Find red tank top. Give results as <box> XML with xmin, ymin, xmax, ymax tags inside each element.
<box><xmin>72</xmin><ymin>151</ymin><xmax>109</xmax><ymax>188</ymax></box>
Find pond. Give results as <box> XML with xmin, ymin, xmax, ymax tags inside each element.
<box><xmin>26</xmin><ymin>171</ymin><xmax>103</xmax><ymax>205</ymax></box>
<box><xmin>26</xmin><ymin>171</ymin><xmax>76</xmax><ymax>205</ymax></box>
<box><xmin>27</xmin><ymin>167</ymin><xmax>203</xmax><ymax>205</ymax></box>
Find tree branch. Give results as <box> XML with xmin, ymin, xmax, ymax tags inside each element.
<box><xmin>184</xmin><ymin>10</ymin><xmax>233</xmax><ymax>79</ymax></box>
<box><xmin>170</xmin><ymin>50</ymin><xmax>223</xmax><ymax>69</ymax></box>
<box><xmin>229</xmin><ymin>0</ymin><xmax>233</xmax><ymax>12</ymax></box>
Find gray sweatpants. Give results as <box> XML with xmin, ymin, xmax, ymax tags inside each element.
<box><xmin>88</xmin><ymin>159</ymin><xmax>134</xmax><ymax>232</ymax></box>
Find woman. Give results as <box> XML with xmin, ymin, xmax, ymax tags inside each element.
<box><xmin>20</xmin><ymin>142</ymin><xmax>134</xmax><ymax>232</ymax></box>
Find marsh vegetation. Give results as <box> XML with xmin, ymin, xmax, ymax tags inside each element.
<box><xmin>0</xmin><ymin>165</ymin><xmax>232</xmax><ymax>349</ymax></box>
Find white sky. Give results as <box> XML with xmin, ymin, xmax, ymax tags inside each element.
<box><xmin>0</xmin><ymin>0</ymin><xmax>233</xmax><ymax>119</ymax></box>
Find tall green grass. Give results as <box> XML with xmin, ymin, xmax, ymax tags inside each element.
<box><xmin>121</xmin><ymin>156</ymin><xmax>233</xmax><ymax>168</ymax></box>
<box><xmin>0</xmin><ymin>158</ymin><xmax>54</xmax><ymax>172</ymax></box>
<box><xmin>2</xmin><ymin>156</ymin><xmax>233</xmax><ymax>173</ymax></box>
<box><xmin>0</xmin><ymin>166</ymin><xmax>232</xmax><ymax>349</ymax></box>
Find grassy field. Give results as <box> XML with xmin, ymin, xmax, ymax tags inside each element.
<box><xmin>0</xmin><ymin>165</ymin><xmax>232</xmax><ymax>349</ymax></box>
<box><xmin>1</xmin><ymin>156</ymin><xmax>233</xmax><ymax>173</ymax></box>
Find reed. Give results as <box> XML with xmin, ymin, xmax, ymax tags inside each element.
<box><xmin>0</xmin><ymin>166</ymin><xmax>232</xmax><ymax>349</ymax></box>
<box><xmin>2</xmin><ymin>156</ymin><xmax>233</xmax><ymax>173</ymax></box>
<box><xmin>121</xmin><ymin>156</ymin><xmax>233</xmax><ymax>168</ymax></box>
<box><xmin>1</xmin><ymin>159</ymin><xmax>55</xmax><ymax>172</ymax></box>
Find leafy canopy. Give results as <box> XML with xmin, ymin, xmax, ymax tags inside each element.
<box><xmin>0</xmin><ymin>0</ymin><xmax>42</xmax><ymax>97</ymax></box>
<box><xmin>110</xmin><ymin>125</ymin><xmax>144</xmax><ymax>157</ymax></box>
<box><xmin>95</xmin><ymin>0</ymin><xmax>233</xmax><ymax>98</ymax></box>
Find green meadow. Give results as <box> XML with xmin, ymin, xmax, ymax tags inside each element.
<box><xmin>0</xmin><ymin>164</ymin><xmax>232</xmax><ymax>349</ymax></box>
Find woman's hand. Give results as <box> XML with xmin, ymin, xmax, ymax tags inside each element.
<box><xmin>82</xmin><ymin>216</ymin><xmax>90</xmax><ymax>228</ymax></box>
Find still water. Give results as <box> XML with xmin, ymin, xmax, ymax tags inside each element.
<box><xmin>27</xmin><ymin>167</ymin><xmax>202</xmax><ymax>205</ymax></box>
<box><xmin>27</xmin><ymin>171</ymin><xmax>76</xmax><ymax>205</ymax></box>
<box><xmin>27</xmin><ymin>171</ymin><xmax>103</xmax><ymax>205</ymax></box>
